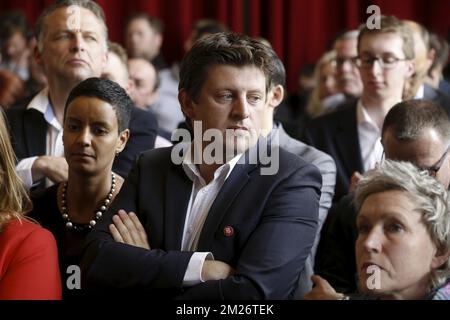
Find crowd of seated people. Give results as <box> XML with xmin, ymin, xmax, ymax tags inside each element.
<box><xmin>0</xmin><ymin>0</ymin><xmax>449</xmax><ymax>301</ymax></box>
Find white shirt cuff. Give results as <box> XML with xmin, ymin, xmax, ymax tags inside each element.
<box><xmin>16</xmin><ymin>157</ymin><xmax>39</xmax><ymax>189</ymax></box>
<box><xmin>182</xmin><ymin>252</ymin><xmax>213</xmax><ymax>287</ymax></box>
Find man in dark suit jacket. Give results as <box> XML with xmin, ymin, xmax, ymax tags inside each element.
<box><xmin>303</xmin><ymin>16</ymin><xmax>415</xmax><ymax>202</ymax></box>
<box><xmin>6</xmin><ymin>1</ymin><xmax>156</xmax><ymax>190</ymax></box>
<box><xmin>422</xmin><ymin>83</ymin><xmax>450</xmax><ymax>117</ymax></box>
<box><xmin>82</xmin><ymin>33</ymin><xmax>322</xmax><ymax>299</ymax></box>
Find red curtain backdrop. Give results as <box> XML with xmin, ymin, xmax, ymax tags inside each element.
<box><xmin>1</xmin><ymin>0</ymin><xmax>449</xmax><ymax>93</ymax></box>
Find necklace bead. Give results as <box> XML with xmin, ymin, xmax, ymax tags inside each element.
<box><xmin>60</xmin><ymin>173</ymin><xmax>115</xmax><ymax>232</ymax></box>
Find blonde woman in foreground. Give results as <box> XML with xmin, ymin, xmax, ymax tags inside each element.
<box><xmin>0</xmin><ymin>110</ymin><xmax>61</xmax><ymax>299</ymax></box>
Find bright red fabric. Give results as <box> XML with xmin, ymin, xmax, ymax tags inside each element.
<box><xmin>0</xmin><ymin>218</ymin><xmax>62</xmax><ymax>300</ymax></box>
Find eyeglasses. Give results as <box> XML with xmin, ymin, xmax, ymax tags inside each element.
<box><xmin>381</xmin><ymin>146</ymin><xmax>450</xmax><ymax>178</ymax></box>
<box><xmin>335</xmin><ymin>56</ymin><xmax>358</xmax><ymax>66</ymax></box>
<box><xmin>417</xmin><ymin>146</ymin><xmax>450</xmax><ymax>178</ymax></box>
<box><xmin>355</xmin><ymin>55</ymin><xmax>409</xmax><ymax>69</ymax></box>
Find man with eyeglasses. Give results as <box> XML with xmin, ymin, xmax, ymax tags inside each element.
<box><xmin>303</xmin><ymin>16</ymin><xmax>415</xmax><ymax>202</ymax></box>
<box><xmin>313</xmin><ymin>99</ymin><xmax>450</xmax><ymax>295</ymax></box>
<box><xmin>333</xmin><ymin>30</ymin><xmax>363</xmax><ymax>100</ymax></box>
<box><xmin>382</xmin><ymin>100</ymin><xmax>450</xmax><ymax>187</ymax></box>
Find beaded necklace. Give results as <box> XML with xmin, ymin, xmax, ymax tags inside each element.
<box><xmin>60</xmin><ymin>173</ymin><xmax>116</xmax><ymax>232</ymax></box>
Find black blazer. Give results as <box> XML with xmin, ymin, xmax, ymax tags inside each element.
<box><xmin>81</xmin><ymin>142</ymin><xmax>322</xmax><ymax>299</ymax></box>
<box><xmin>6</xmin><ymin>107</ymin><xmax>47</xmax><ymax>162</ymax></box>
<box><xmin>314</xmin><ymin>194</ymin><xmax>358</xmax><ymax>293</ymax></box>
<box><xmin>423</xmin><ymin>84</ymin><xmax>450</xmax><ymax>118</ymax></box>
<box><xmin>6</xmin><ymin>105</ymin><xmax>157</xmax><ymax>187</ymax></box>
<box><xmin>114</xmin><ymin>106</ymin><xmax>157</xmax><ymax>178</ymax></box>
<box><xmin>302</xmin><ymin>99</ymin><xmax>362</xmax><ymax>202</ymax></box>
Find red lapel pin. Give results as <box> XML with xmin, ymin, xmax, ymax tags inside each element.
<box><xmin>223</xmin><ymin>226</ymin><xmax>234</xmax><ymax>237</ymax></box>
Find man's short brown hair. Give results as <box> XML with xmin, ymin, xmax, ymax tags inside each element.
<box><xmin>358</xmin><ymin>15</ymin><xmax>415</xmax><ymax>60</ymax></box>
<box><xmin>179</xmin><ymin>32</ymin><xmax>277</xmax><ymax>103</ymax></box>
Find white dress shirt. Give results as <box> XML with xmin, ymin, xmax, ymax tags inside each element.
<box><xmin>356</xmin><ymin>100</ymin><xmax>384</xmax><ymax>172</ymax></box>
<box><xmin>16</xmin><ymin>88</ymin><xmax>65</xmax><ymax>188</ymax></box>
<box><xmin>180</xmin><ymin>142</ymin><xmax>242</xmax><ymax>286</ymax></box>
<box><xmin>154</xmin><ymin>135</ymin><xmax>172</xmax><ymax>148</ymax></box>
<box><xmin>414</xmin><ymin>84</ymin><xmax>425</xmax><ymax>99</ymax></box>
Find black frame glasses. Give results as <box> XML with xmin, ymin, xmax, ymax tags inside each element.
<box><xmin>417</xmin><ymin>146</ymin><xmax>450</xmax><ymax>178</ymax></box>
<box><xmin>355</xmin><ymin>56</ymin><xmax>409</xmax><ymax>69</ymax></box>
<box><xmin>334</xmin><ymin>56</ymin><xmax>358</xmax><ymax>67</ymax></box>
<box><xmin>381</xmin><ymin>146</ymin><xmax>450</xmax><ymax>178</ymax></box>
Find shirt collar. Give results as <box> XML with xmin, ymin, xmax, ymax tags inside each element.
<box><xmin>181</xmin><ymin>142</ymin><xmax>242</xmax><ymax>185</ymax></box>
<box><xmin>414</xmin><ymin>84</ymin><xmax>425</xmax><ymax>99</ymax></box>
<box><xmin>357</xmin><ymin>99</ymin><xmax>381</xmax><ymax>132</ymax></box>
<box><xmin>27</xmin><ymin>87</ymin><xmax>50</xmax><ymax>113</ymax></box>
<box><xmin>27</xmin><ymin>87</ymin><xmax>62</xmax><ymax>131</ymax></box>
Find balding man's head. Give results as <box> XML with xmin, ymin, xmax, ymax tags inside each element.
<box><xmin>127</xmin><ymin>58</ymin><xmax>159</xmax><ymax>110</ymax></box>
<box><xmin>101</xmin><ymin>42</ymin><xmax>133</xmax><ymax>95</ymax></box>
<box><xmin>382</xmin><ymin>100</ymin><xmax>450</xmax><ymax>188</ymax></box>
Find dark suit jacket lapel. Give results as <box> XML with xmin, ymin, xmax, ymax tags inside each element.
<box><xmin>196</xmin><ymin>145</ymin><xmax>260</xmax><ymax>252</ymax></box>
<box><xmin>334</xmin><ymin>103</ymin><xmax>364</xmax><ymax>175</ymax></box>
<box><xmin>23</xmin><ymin>109</ymin><xmax>47</xmax><ymax>157</ymax></box>
<box><xmin>164</xmin><ymin>161</ymin><xmax>193</xmax><ymax>250</ymax></box>
<box><xmin>423</xmin><ymin>84</ymin><xmax>450</xmax><ymax>119</ymax></box>
<box><xmin>423</xmin><ymin>84</ymin><xmax>437</xmax><ymax>100</ymax></box>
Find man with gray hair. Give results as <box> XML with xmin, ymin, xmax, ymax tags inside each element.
<box><xmin>127</xmin><ymin>58</ymin><xmax>160</xmax><ymax>111</ymax></box>
<box><xmin>333</xmin><ymin>30</ymin><xmax>363</xmax><ymax>99</ymax></box>
<box><xmin>7</xmin><ymin>0</ymin><xmax>156</xmax><ymax>188</ymax></box>
<box><xmin>315</xmin><ymin>99</ymin><xmax>450</xmax><ymax>294</ymax></box>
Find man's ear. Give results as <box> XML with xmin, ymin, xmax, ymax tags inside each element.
<box><xmin>270</xmin><ymin>85</ymin><xmax>285</xmax><ymax>108</ymax></box>
<box><xmin>34</xmin><ymin>44</ymin><xmax>43</xmax><ymax>67</ymax></box>
<box><xmin>405</xmin><ymin>60</ymin><xmax>415</xmax><ymax>79</ymax></box>
<box><xmin>178</xmin><ymin>89</ymin><xmax>196</xmax><ymax>120</ymax></box>
<box><xmin>427</xmin><ymin>48</ymin><xmax>436</xmax><ymax>64</ymax></box>
<box><xmin>125</xmin><ymin>79</ymin><xmax>135</xmax><ymax>97</ymax></box>
<box><xmin>155</xmin><ymin>33</ymin><xmax>163</xmax><ymax>51</ymax></box>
